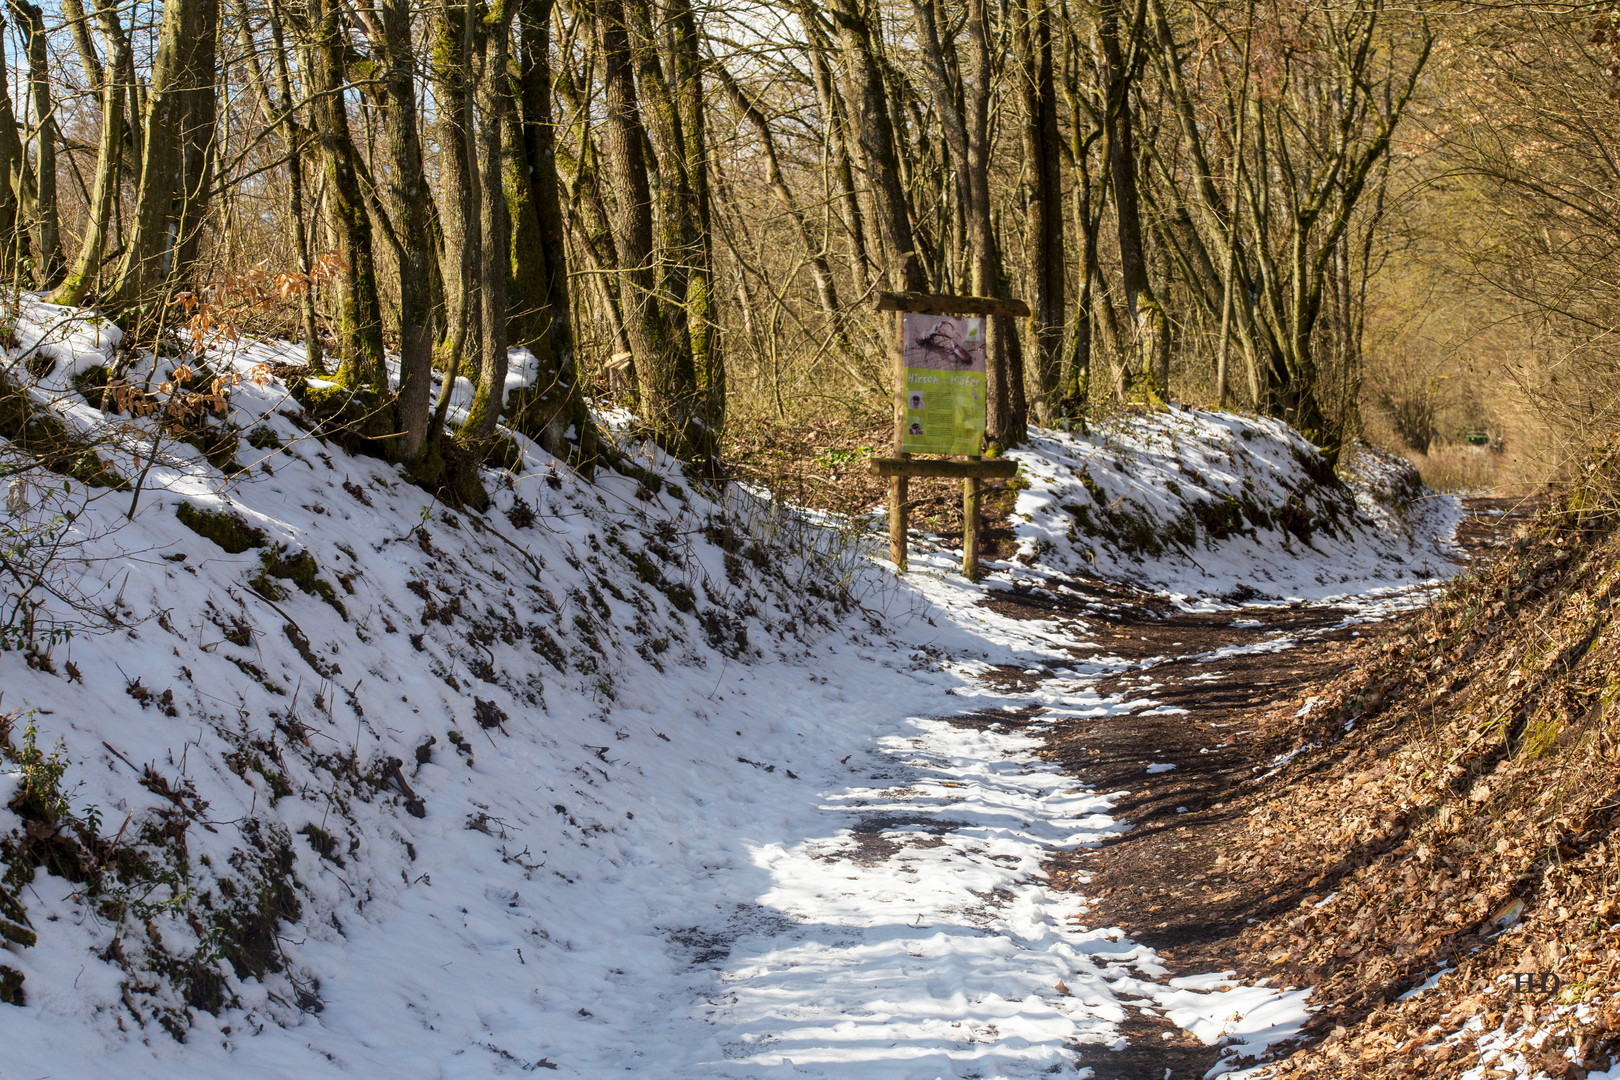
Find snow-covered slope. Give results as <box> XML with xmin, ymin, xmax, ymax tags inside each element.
<box><xmin>0</xmin><ymin>301</ymin><xmax>1455</xmax><ymax>1078</ymax></box>
<box><xmin>1006</xmin><ymin>408</ymin><xmax>1461</xmax><ymax>603</ymax></box>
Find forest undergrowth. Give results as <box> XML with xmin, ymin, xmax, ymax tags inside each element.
<box><xmin>719</xmin><ymin>400</ymin><xmax>1027</xmax><ymax>559</ymax></box>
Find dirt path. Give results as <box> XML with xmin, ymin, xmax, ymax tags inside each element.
<box><xmin>978</xmin><ymin>495</ymin><xmax>1541</xmax><ymax>1079</ymax></box>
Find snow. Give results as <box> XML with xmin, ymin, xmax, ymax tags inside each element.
<box><xmin>1396</xmin><ymin>963</ymin><xmax>1448</xmax><ymax>1001</ymax></box>
<box><xmin>12</xmin><ymin>295</ymin><xmax>123</xmax><ymax>388</ymax></box>
<box><xmin>1006</xmin><ymin>409</ymin><xmax>1462</xmax><ymax>605</ymax></box>
<box><xmin>0</xmin><ymin>301</ymin><xmax>1471</xmax><ymax>1077</ymax></box>
<box><xmin>1437</xmin><ymin>987</ymin><xmax>1610</xmax><ymax>1080</ymax></box>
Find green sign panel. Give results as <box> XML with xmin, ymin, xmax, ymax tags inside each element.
<box><xmin>900</xmin><ymin>313</ymin><xmax>986</xmax><ymax>456</ymax></box>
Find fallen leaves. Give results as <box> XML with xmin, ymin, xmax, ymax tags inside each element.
<box><xmin>1149</xmin><ymin>493</ymin><xmax>1620</xmax><ymax>1077</ymax></box>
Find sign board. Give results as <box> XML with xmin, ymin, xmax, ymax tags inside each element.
<box><xmin>872</xmin><ymin>291</ymin><xmax>1027</xmax><ymax>578</ymax></box>
<box><xmin>899</xmin><ymin>312</ymin><xmax>986</xmax><ymax>456</ymax></box>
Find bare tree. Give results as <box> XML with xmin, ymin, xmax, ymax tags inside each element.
<box><xmin>53</xmin><ymin>0</ymin><xmax>131</xmax><ymax>306</ymax></box>
<box><xmin>8</xmin><ymin>1</ymin><xmax>61</xmax><ymax>285</ymax></box>
<box><xmin>295</xmin><ymin>0</ymin><xmax>386</xmax><ymax>387</ymax></box>
<box><xmin>1018</xmin><ymin>0</ymin><xmax>1065</xmax><ymax>421</ymax></box>
<box><xmin>106</xmin><ymin>0</ymin><xmax>220</xmax><ymax>325</ymax></box>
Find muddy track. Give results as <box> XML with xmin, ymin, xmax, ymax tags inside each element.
<box><xmin>978</xmin><ymin>495</ymin><xmax>1541</xmax><ymax>1079</ymax></box>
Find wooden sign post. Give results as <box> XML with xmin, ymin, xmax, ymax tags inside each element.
<box><xmin>869</xmin><ymin>291</ymin><xmax>1028</xmax><ymax>580</ymax></box>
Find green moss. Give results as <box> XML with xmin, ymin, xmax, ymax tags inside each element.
<box><xmin>527</xmin><ymin>624</ymin><xmax>567</xmax><ymax>671</ymax></box>
<box><xmin>182</xmin><ymin>423</ymin><xmax>243</xmax><ymax>474</ymax></box>
<box><xmin>1077</xmin><ymin>467</ymin><xmax>1106</xmax><ymax>505</ymax></box>
<box><xmin>454</xmin><ymin>465</ymin><xmax>490</xmax><ymax>512</ymax></box>
<box><xmin>214</xmin><ymin>612</ymin><xmax>253</xmax><ymax>647</ymax></box>
<box><xmin>1064</xmin><ymin>494</ymin><xmax>1202</xmax><ymax>558</ymax></box>
<box><xmin>401</xmin><ymin>435</ymin><xmax>445</xmax><ymax>490</ymax></box>
<box><xmin>250</xmin><ymin>547</ymin><xmax>348</xmax><ymax>620</ymax></box>
<box><xmin>0</xmin><ymin>965</ymin><xmax>22</xmax><ymax>1006</ymax></box>
<box><xmin>297</xmin><ymin>824</ymin><xmax>344</xmax><ymax>867</ymax></box>
<box><xmin>1239</xmin><ymin>496</ymin><xmax>1274</xmax><ymax>530</ymax></box>
<box><xmin>226</xmin><ymin>656</ymin><xmax>286</xmax><ymax>696</ymax></box>
<box><xmin>404</xmin><ymin>432</ymin><xmax>488</xmax><ymax>512</ymax></box>
<box><xmin>70</xmin><ymin>365</ymin><xmax>110</xmax><ymax>400</ymax></box>
<box><xmin>1278</xmin><ymin>496</ymin><xmax>1315</xmax><ymax>543</ymax></box>
<box><xmin>177</xmin><ymin>504</ymin><xmax>266</xmax><ymax>554</ymax></box>
<box><xmin>211</xmin><ymin>824</ymin><xmax>302</xmax><ymax>982</ymax></box>
<box><xmin>1114</xmin><ymin>504</ymin><xmax>1167</xmax><ymax>557</ymax></box>
<box><xmin>504</xmin><ymin>384</ymin><xmax>560</xmax><ymax>442</ymax></box>
<box><xmin>291</xmin><ymin>378</ymin><xmax>395</xmax><ymax>450</ymax></box>
<box><xmin>702</xmin><ymin>520</ymin><xmax>744</xmax><ymax>553</ymax></box>
<box><xmin>1290</xmin><ymin>445</ymin><xmax>1341</xmax><ymax>490</ymax></box>
<box><xmin>609</xmin><ymin>534</ymin><xmax>698</xmax><ymax>613</ymax></box>
<box><xmin>1194</xmin><ymin>496</ymin><xmax>1246</xmax><ymax>541</ymax></box>
<box><xmin>246</xmin><ymin>425</ymin><xmax>282</xmax><ymax>450</ymax></box>
<box><xmin>502</xmin><ymin>382</ymin><xmax>599</xmax><ymax>472</ymax></box>
<box><xmin>622</xmin><ymin>545</ymin><xmax>663</xmax><ymax>587</ymax></box>
<box><xmin>486</xmin><ymin>433</ymin><xmax>525</xmax><ymax>473</ymax></box>
<box><xmin>69</xmin><ymin>450</ymin><xmax>125</xmax><ymax>489</ymax></box>
<box><xmin>1062</xmin><ymin>503</ymin><xmax>1094</xmax><ymax>533</ymax></box>
<box><xmin>0</xmin><ymin>915</ymin><xmax>35</xmax><ymax>948</ymax></box>
<box><xmin>0</xmin><ymin>375</ymin><xmax>128</xmax><ymax>489</ymax></box>
<box><xmin>606</xmin><ymin>452</ymin><xmax>663</xmax><ymax>495</ymax></box>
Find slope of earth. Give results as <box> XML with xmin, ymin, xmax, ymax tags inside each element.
<box><xmin>1004</xmin><ymin>410</ymin><xmax>1460</xmax><ymax>604</ymax></box>
<box><xmin>1010</xmin><ymin>451</ymin><xmax>1620</xmax><ymax>1080</ymax></box>
<box><xmin>1</xmin><ymin>298</ymin><xmax>1473</xmax><ymax>1079</ymax></box>
<box><xmin>970</xmin><ymin>495</ymin><xmax>1532</xmax><ymax>1080</ymax></box>
<box><xmin>1221</xmin><ymin>455</ymin><xmax>1620</xmax><ymax>1080</ymax></box>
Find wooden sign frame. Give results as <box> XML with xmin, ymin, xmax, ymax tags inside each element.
<box><xmin>869</xmin><ymin>291</ymin><xmax>1028</xmax><ymax>580</ymax></box>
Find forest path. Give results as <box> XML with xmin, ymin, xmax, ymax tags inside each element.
<box><xmin>972</xmin><ymin>493</ymin><xmax>1540</xmax><ymax>1079</ymax></box>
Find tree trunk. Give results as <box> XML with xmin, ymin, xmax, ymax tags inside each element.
<box><xmin>964</xmin><ymin>0</ymin><xmax>1024</xmax><ymax>445</ymax></box>
<box><xmin>596</xmin><ymin>0</ymin><xmax>706</xmax><ymax>460</ymax></box>
<box><xmin>60</xmin><ymin>0</ymin><xmax>104</xmax><ymax>99</ymax></box>
<box><xmin>1068</xmin><ymin>160</ymin><xmax>1096</xmax><ymax>417</ymax></box>
<box><xmin>0</xmin><ymin>16</ymin><xmax>31</xmax><ymax>281</ymax></box>
<box><xmin>668</xmin><ymin>0</ymin><xmax>723</xmax><ymax>448</ymax></box>
<box><xmin>622</xmin><ymin>0</ymin><xmax>692</xmax><ymax>353</ymax></box>
<box><xmin>621</xmin><ymin>0</ymin><xmax>721</xmax><ymax>456</ymax></box>
<box><xmin>301</xmin><ymin>0</ymin><xmax>385</xmax><ymax>386</ymax></box>
<box><xmin>828</xmin><ymin>0</ymin><xmax>924</xmax><ymax>291</ymax></box>
<box><xmin>461</xmin><ymin>1</ymin><xmax>518</xmax><ymax>451</ymax></box>
<box><xmin>172</xmin><ymin>5</ymin><xmax>219</xmax><ymax>280</ymax></box>
<box><xmin>1018</xmin><ymin>0</ymin><xmax>1065</xmax><ymax>422</ymax></box>
<box><xmin>375</xmin><ymin>0</ymin><xmax>435</xmax><ymax>461</ymax></box>
<box><xmin>1059</xmin><ymin>9</ymin><xmax>1104</xmax><ymax>422</ymax></box>
<box><xmin>503</xmin><ymin>107</ymin><xmax>548</xmax><ymax>344</ymax></box>
<box><xmin>106</xmin><ymin>0</ymin><xmax>219</xmax><ymax>324</ymax></box>
<box><xmin>1099</xmin><ymin>0</ymin><xmax>1167</xmax><ymax>403</ymax></box>
<box><xmin>52</xmin><ymin>0</ymin><xmax>128</xmax><ymax>306</ymax></box>
<box><xmin>9</xmin><ymin>2</ymin><xmax>60</xmax><ymax>285</ymax></box>
<box><xmin>798</xmin><ymin>4</ymin><xmax>873</xmax><ymax>293</ymax></box>
<box><xmin>259</xmin><ymin>0</ymin><xmax>322</xmax><ymax>370</ymax></box>
<box><xmin>506</xmin><ymin>0</ymin><xmax>548</xmax><ymax>353</ymax></box>
<box><xmin>1213</xmin><ymin>11</ymin><xmax>1254</xmax><ymax>412</ymax></box>
<box><xmin>910</xmin><ymin>0</ymin><xmax>1023</xmax><ymax>444</ymax></box>
<box><xmin>430</xmin><ymin>3</ymin><xmax>480</xmax><ymax>437</ymax></box>
<box><xmin>512</xmin><ymin>0</ymin><xmax>590</xmax><ymax>461</ymax></box>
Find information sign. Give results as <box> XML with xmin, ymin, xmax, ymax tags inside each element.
<box><xmin>899</xmin><ymin>312</ymin><xmax>985</xmax><ymax>456</ymax></box>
